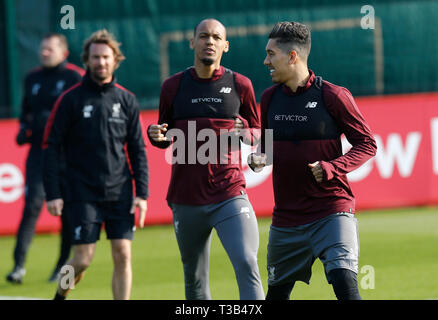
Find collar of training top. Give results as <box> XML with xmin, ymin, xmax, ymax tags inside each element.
<box><xmin>281</xmin><ymin>69</ymin><xmax>315</xmax><ymax>96</ymax></box>
<box><xmin>41</xmin><ymin>60</ymin><xmax>67</xmax><ymax>74</ymax></box>
<box><xmin>189</xmin><ymin>65</ymin><xmax>225</xmax><ymax>82</ymax></box>
<box><xmin>82</xmin><ymin>69</ymin><xmax>116</xmax><ymax>92</ymax></box>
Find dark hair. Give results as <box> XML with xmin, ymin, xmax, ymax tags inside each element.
<box><xmin>42</xmin><ymin>33</ymin><xmax>68</xmax><ymax>51</ymax></box>
<box><xmin>268</xmin><ymin>22</ymin><xmax>311</xmax><ymax>60</ymax></box>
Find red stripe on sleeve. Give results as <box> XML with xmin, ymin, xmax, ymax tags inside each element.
<box><xmin>115</xmin><ymin>83</ymin><xmax>135</xmax><ymax>96</ymax></box>
<box><xmin>65</xmin><ymin>63</ymin><xmax>86</xmax><ymax>77</ymax></box>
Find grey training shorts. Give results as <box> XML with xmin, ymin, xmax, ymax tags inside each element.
<box><xmin>267</xmin><ymin>212</ymin><xmax>359</xmax><ymax>286</ymax></box>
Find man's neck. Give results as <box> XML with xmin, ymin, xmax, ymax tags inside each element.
<box><xmin>285</xmin><ymin>65</ymin><xmax>310</xmax><ymax>93</ymax></box>
<box><xmin>42</xmin><ymin>60</ymin><xmax>65</xmax><ymax>71</ymax></box>
<box><xmin>194</xmin><ymin>60</ymin><xmax>220</xmax><ymax>79</ymax></box>
<box><xmin>90</xmin><ymin>73</ymin><xmax>113</xmax><ymax>86</ymax></box>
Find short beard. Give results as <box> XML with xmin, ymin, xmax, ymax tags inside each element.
<box><xmin>201</xmin><ymin>58</ymin><xmax>214</xmax><ymax>66</ymax></box>
<box><xmin>90</xmin><ymin>69</ymin><xmax>112</xmax><ymax>82</ymax></box>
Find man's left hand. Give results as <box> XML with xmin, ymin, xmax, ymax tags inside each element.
<box><xmin>233</xmin><ymin>118</ymin><xmax>244</xmax><ymax>135</ymax></box>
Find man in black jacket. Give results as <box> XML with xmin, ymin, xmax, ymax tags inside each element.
<box><xmin>43</xmin><ymin>29</ymin><xmax>149</xmax><ymax>300</ymax></box>
<box><xmin>6</xmin><ymin>33</ymin><xmax>84</xmax><ymax>284</ymax></box>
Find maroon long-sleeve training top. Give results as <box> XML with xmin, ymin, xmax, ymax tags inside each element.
<box><xmin>260</xmin><ymin>70</ymin><xmax>377</xmax><ymax>227</ymax></box>
<box><xmin>148</xmin><ymin>66</ymin><xmax>260</xmax><ymax>205</ymax></box>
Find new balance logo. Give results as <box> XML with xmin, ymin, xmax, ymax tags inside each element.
<box><xmin>219</xmin><ymin>87</ymin><xmax>232</xmax><ymax>94</ymax></box>
<box><xmin>240</xmin><ymin>207</ymin><xmax>250</xmax><ymax>213</ymax></box>
<box><xmin>240</xmin><ymin>207</ymin><xmax>251</xmax><ymax>218</ymax></box>
<box><xmin>305</xmin><ymin>101</ymin><xmax>318</xmax><ymax>108</ymax></box>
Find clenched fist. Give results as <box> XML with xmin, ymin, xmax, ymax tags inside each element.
<box><xmin>148</xmin><ymin>123</ymin><xmax>169</xmax><ymax>142</ymax></box>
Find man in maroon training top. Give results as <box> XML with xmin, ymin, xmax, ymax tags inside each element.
<box><xmin>249</xmin><ymin>21</ymin><xmax>377</xmax><ymax>300</ymax></box>
<box><xmin>148</xmin><ymin>19</ymin><xmax>264</xmax><ymax>300</ymax></box>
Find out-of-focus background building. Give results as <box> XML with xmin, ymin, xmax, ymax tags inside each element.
<box><xmin>1</xmin><ymin>0</ymin><xmax>437</xmax><ymax>116</ymax></box>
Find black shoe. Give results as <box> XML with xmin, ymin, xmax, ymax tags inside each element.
<box><xmin>6</xmin><ymin>267</ymin><xmax>26</xmax><ymax>284</ymax></box>
<box><xmin>48</xmin><ymin>269</ymin><xmax>61</xmax><ymax>283</ymax></box>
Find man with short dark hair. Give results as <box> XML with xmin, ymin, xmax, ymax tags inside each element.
<box><xmin>6</xmin><ymin>33</ymin><xmax>84</xmax><ymax>284</ymax></box>
<box><xmin>148</xmin><ymin>19</ymin><xmax>264</xmax><ymax>300</ymax></box>
<box><xmin>43</xmin><ymin>29</ymin><xmax>149</xmax><ymax>300</ymax></box>
<box><xmin>249</xmin><ymin>21</ymin><xmax>377</xmax><ymax>300</ymax></box>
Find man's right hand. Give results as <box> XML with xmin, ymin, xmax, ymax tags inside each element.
<box><xmin>16</xmin><ymin>128</ymin><xmax>32</xmax><ymax>145</ymax></box>
<box><xmin>46</xmin><ymin>199</ymin><xmax>64</xmax><ymax>216</ymax></box>
<box><xmin>148</xmin><ymin>123</ymin><xmax>169</xmax><ymax>142</ymax></box>
<box><xmin>247</xmin><ymin>153</ymin><xmax>267</xmax><ymax>173</ymax></box>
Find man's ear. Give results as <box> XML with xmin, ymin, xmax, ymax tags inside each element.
<box><xmin>190</xmin><ymin>38</ymin><xmax>195</xmax><ymax>50</ymax></box>
<box><xmin>223</xmin><ymin>40</ymin><xmax>229</xmax><ymax>53</ymax></box>
<box><xmin>289</xmin><ymin>50</ymin><xmax>298</xmax><ymax>65</ymax></box>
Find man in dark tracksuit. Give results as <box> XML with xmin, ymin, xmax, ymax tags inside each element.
<box><xmin>249</xmin><ymin>22</ymin><xmax>377</xmax><ymax>300</ymax></box>
<box><xmin>43</xmin><ymin>29</ymin><xmax>149</xmax><ymax>300</ymax></box>
<box><xmin>148</xmin><ymin>19</ymin><xmax>264</xmax><ymax>300</ymax></box>
<box><xmin>6</xmin><ymin>33</ymin><xmax>84</xmax><ymax>284</ymax></box>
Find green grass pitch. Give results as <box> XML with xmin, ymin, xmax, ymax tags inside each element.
<box><xmin>0</xmin><ymin>206</ymin><xmax>437</xmax><ymax>300</ymax></box>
